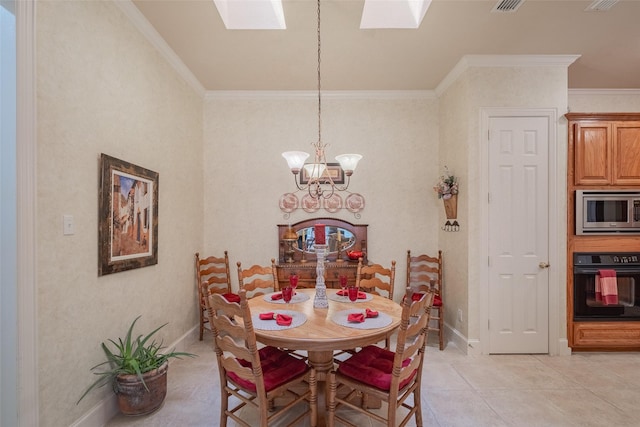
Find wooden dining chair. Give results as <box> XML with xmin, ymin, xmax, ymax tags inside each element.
<box><xmin>205</xmin><ymin>290</ymin><xmax>317</xmax><ymax>427</ymax></box>
<box><xmin>406</xmin><ymin>250</ymin><xmax>444</xmax><ymax>350</ymax></box>
<box><xmin>354</xmin><ymin>259</ymin><xmax>396</xmax><ymax>349</ymax></box>
<box><xmin>237</xmin><ymin>259</ymin><xmax>278</xmax><ymax>299</ymax></box>
<box><xmin>355</xmin><ymin>259</ymin><xmax>396</xmax><ymax>300</ymax></box>
<box><xmin>327</xmin><ymin>287</ymin><xmax>434</xmax><ymax>427</ymax></box>
<box><xmin>195</xmin><ymin>251</ymin><xmax>234</xmax><ymax>340</ymax></box>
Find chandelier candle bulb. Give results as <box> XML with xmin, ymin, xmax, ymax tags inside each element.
<box><xmin>315</xmin><ymin>224</ymin><xmax>326</xmax><ymax>245</ymax></box>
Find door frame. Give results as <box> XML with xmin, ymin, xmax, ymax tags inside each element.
<box><xmin>478</xmin><ymin>108</ymin><xmax>565</xmax><ymax>355</ymax></box>
<box><xmin>15</xmin><ymin>0</ymin><xmax>39</xmax><ymax>424</ymax></box>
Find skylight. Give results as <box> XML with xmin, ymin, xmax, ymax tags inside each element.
<box><xmin>213</xmin><ymin>0</ymin><xmax>286</xmax><ymax>30</ymax></box>
<box><xmin>360</xmin><ymin>0</ymin><xmax>432</xmax><ymax>29</ymax></box>
<box><xmin>213</xmin><ymin>0</ymin><xmax>432</xmax><ymax>30</ymax></box>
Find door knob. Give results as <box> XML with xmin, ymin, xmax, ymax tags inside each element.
<box><xmin>539</xmin><ymin>262</ymin><xmax>550</xmax><ymax>269</ymax></box>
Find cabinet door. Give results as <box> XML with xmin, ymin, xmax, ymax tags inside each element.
<box><xmin>574</xmin><ymin>122</ymin><xmax>612</xmax><ymax>185</ymax></box>
<box><xmin>613</xmin><ymin>122</ymin><xmax>640</xmax><ymax>185</ymax></box>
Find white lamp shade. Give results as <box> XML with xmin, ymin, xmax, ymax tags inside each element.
<box><xmin>335</xmin><ymin>154</ymin><xmax>362</xmax><ymax>172</ymax></box>
<box><xmin>303</xmin><ymin>163</ymin><xmax>327</xmax><ymax>179</ymax></box>
<box><xmin>282</xmin><ymin>151</ymin><xmax>310</xmax><ymax>171</ymax></box>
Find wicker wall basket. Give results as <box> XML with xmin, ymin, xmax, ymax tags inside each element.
<box><xmin>443</xmin><ymin>194</ymin><xmax>458</xmax><ymax>219</ymax></box>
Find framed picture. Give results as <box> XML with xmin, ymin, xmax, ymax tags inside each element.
<box><xmin>98</xmin><ymin>153</ymin><xmax>159</xmax><ymax>276</ymax></box>
<box><xmin>300</xmin><ymin>162</ymin><xmax>345</xmax><ymax>185</ymax></box>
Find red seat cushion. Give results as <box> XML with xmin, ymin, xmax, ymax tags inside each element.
<box><xmin>337</xmin><ymin>345</ymin><xmax>416</xmax><ymax>391</ymax></box>
<box><xmin>222</xmin><ymin>293</ymin><xmax>241</xmax><ymax>303</ymax></box>
<box><xmin>410</xmin><ymin>292</ymin><xmax>442</xmax><ymax>307</ymax></box>
<box><xmin>433</xmin><ymin>295</ymin><xmax>442</xmax><ymax>307</ymax></box>
<box><xmin>227</xmin><ymin>346</ymin><xmax>308</xmax><ymax>392</ymax></box>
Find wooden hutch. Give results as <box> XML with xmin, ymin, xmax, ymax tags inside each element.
<box><xmin>276</xmin><ymin>218</ymin><xmax>367</xmax><ymax>289</ymax></box>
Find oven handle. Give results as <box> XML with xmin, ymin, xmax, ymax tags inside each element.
<box><xmin>574</xmin><ymin>267</ymin><xmax>640</xmax><ymax>274</ymax></box>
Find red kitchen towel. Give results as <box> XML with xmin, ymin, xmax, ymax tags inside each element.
<box><xmin>336</xmin><ymin>290</ymin><xmax>367</xmax><ymax>299</ymax></box>
<box><xmin>259</xmin><ymin>312</ymin><xmax>275</xmax><ymax>320</ymax></box>
<box><xmin>365</xmin><ymin>308</ymin><xmax>379</xmax><ymax>318</ymax></box>
<box><xmin>222</xmin><ymin>293</ymin><xmax>240</xmax><ymax>303</ymax></box>
<box><xmin>270</xmin><ymin>293</ymin><xmax>283</xmax><ymax>300</ymax></box>
<box><xmin>275</xmin><ymin>314</ymin><xmax>292</xmax><ymax>326</ymax></box>
<box><xmin>595</xmin><ymin>275</ymin><xmax>602</xmax><ymax>302</ymax></box>
<box><xmin>599</xmin><ymin>269</ymin><xmax>618</xmax><ymax>305</ymax></box>
<box><xmin>347</xmin><ymin>313</ymin><xmax>365</xmax><ymax>323</ymax></box>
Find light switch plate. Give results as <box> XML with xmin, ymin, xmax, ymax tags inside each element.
<box><xmin>63</xmin><ymin>215</ymin><xmax>75</xmax><ymax>235</ymax></box>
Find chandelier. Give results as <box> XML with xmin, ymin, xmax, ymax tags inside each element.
<box><xmin>282</xmin><ymin>0</ymin><xmax>362</xmax><ymax>200</ymax></box>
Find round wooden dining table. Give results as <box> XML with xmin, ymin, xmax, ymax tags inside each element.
<box><xmin>247</xmin><ymin>288</ymin><xmax>403</xmax><ymax>381</ymax></box>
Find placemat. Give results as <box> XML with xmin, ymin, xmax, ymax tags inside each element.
<box><xmin>331</xmin><ymin>309</ymin><xmax>392</xmax><ymax>329</ymax></box>
<box><xmin>328</xmin><ymin>292</ymin><xmax>373</xmax><ymax>303</ymax></box>
<box><xmin>263</xmin><ymin>292</ymin><xmax>310</xmax><ymax>304</ymax></box>
<box><xmin>252</xmin><ymin>310</ymin><xmax>307</xmax><ymax>331</ymax></box>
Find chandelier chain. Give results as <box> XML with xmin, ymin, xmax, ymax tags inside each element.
<box><xmin>317</xmin><ymin>0</ymin><xmax>322</xmax><ymax>146</ymax></box>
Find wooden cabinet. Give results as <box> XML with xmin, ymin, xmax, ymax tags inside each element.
<box><xmin>569</xmin><ymin>113</ymin><xmax>640</xmax><ymax>186</ymax></box>
<box><xmin>573</xmin><ymin>121</ymin><xmax>611</xmax><ymax>185</ymax></box>
<box><xmin>275</xmin><ymin>262</ymin><xmax>359</xmax><ymax>289</ymax></box>
<box><xmin>566</xmin><ymin>112</ymin><xmax>640</xmax><ymax>351</ymax></box>
<box><xmin>613</xmin><ymin>122</ymin><xmax>640</xmax><ymax>185</ymax></box>
<box><xmin>572</xmin><ymin>322</ymin><xmax>640</xmax><ymax>351</ymax></box>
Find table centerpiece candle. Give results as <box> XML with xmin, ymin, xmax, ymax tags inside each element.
<box><xmin>313</xmin><ymin>243</ymin><xmax>329</xmax><ymax>308</ymax></box>
<box><xmin>314</xmin><ymin>223</ymin><xmax>326</xmax><ymax>245</ymax></box>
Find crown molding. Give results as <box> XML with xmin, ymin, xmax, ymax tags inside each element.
<box><xmin>436</xmin><ymin>54</ymin><xmax>581</xmax><ymax>96</ymax></box>
<box><xmin>205</xmin><ymin>90</ymin><xmax>436</xmax><ymax>101</ymax></box>
<box><xmin>114</xmin><ymin>1</ymin><xmax>206</xmax><ymax>98</ymax></box>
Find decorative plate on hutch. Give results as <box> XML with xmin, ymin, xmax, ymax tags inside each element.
<box><xmin>301</xmin><ymin>194</ymin><xmax>320</xmax><ymax>213</ymax></box>
<box><xmin>324</xmin><ymin>194</ymin><xmax>342</xmax><ymax>213</ymax></box>
<box><xmin>345</xmin><ymin>193</ymin><xmax>365</xmax><ymax>213</ymax></box>
<box><xmin>279</xmin><ymin>193</ymin><xmax>299</xmax><ymax>213</ymax></box>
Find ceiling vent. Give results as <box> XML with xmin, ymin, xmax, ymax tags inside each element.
<box><xmin>492</xmin><ymin>0</ymin><xmax>525</xmax><ymax>13</ymax></box>
<box><xmin>585</xmin><ymin>0</ymin><xmax>619</xmax><ymax>11</ymax></box>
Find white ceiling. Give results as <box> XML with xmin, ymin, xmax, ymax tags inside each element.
<box><xmin>131</xmin><ymin>0</ymin><xmax>640</xmax><ymax>91</ymax></box>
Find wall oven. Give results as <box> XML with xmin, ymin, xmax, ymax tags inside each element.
<box><xmin>575</xmin><ymin>190</ymin><xmax>640</xmax><ymax>235</ymax></box>
<box><xmin>573</xmin><ymin>252</ymin><xmax>640</xmax><ymax>321</ymax></box>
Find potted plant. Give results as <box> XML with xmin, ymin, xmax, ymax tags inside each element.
<box><xmin>77</xmin><ymin>315</ymin><xmax>196</xmax><ymax>415</ymax></box>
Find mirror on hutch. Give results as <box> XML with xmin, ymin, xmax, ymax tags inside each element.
<box><xmin>276</xmin><ymin>218</ymin><xmax>367</xmax><ymax>289</ymax></box>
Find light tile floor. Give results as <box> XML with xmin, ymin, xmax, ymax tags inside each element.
<box><xmin>108</xmin><ymin>335</ymin><xmax>640</xmax><ymax>427</ymax></box>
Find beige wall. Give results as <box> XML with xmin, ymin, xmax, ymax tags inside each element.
<box><xmin>203</xmin><ymin>94</ymin><xmax>441</xmax><ymax>300</ymax></box>
<box><xmin>438</xmin><ymin>76</ymin><xmax>471</xmax><ymax>339</ymax></box>
<box><xmin>439</xmin><ymin>65</ymin><xmax>571</xmax><ymax>351</ymax></box>
<box><xmin>37</xmin><ymin>2</ymin><xmax>203</xmax><ymax>425</ymax></box>
<box><xmin>569</xmin><ymin>90</ymin><xmax>640</xmax><ymax>112</ymax></box>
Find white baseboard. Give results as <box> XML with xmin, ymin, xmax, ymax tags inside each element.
<box><xmin>557</xmin><ymin>338</ymin><xmax>572</xmax><ymax>356</ymax></box>
<box><xmin>70</xmin><ymin>325</ymin><xmax>199</xmax><ymax>427</ymax></box>
<box><xmin>444</xmin><ymin>323</ymin><xmax>478</xmax><ymax>355</ymax></box>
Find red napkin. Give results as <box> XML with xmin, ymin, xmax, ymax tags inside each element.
<box><xmin>365</xmin><ymin>308</ymin><xmax>379</xmax><ymax>318</ymax></box>
<box><xmin>259</xmin><ymin>312</ymin><xmax>274</xmax><ymax>320</ymax></box>
<box><xmin>270</xmin><ymin>293</ymin><xmax>283</xmax><ymax>300</ymax></box>
<box><xmin>222</xmin><ymin>293</ymin><xmax>240</xmax><ymax>303</ymax></box>
<box><xmin>347</xmin><ymin>313</ymin><xmax>365</xmax><ymax>323</ymax></box>
<box><xmin>336</xmin><ymin>290</ymin><xmax>367</xmax><ymax>299</ymax></box>
<box><xmin>276</xmin><ymin>314</ymin><xmax>292</xmax><ymax>326</ymax></box>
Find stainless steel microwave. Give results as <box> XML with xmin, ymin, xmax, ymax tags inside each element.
<box><xmin>576</xmin><ymin>190</ymin><xmax>640</xmax><ymax>234</ymax></box>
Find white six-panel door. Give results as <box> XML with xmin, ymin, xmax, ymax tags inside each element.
<box><xmin>488</xmin><ymin>116</ymin><xmax>550</xmax><ymax>354</ymax></box>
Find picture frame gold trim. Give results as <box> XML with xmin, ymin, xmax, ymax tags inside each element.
<box><xmin>98</xmin><ymin>153</ymin><xmax>159</xmax><ymax>276</ymax></box>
